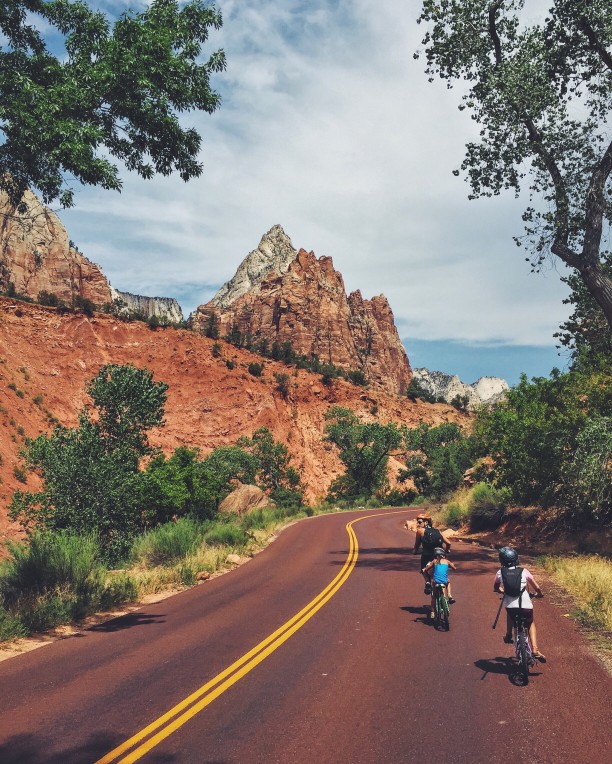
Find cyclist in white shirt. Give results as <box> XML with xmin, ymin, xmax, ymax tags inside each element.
<box><xmin>494</xmin><ymin>546</ymin><xmax>546</xmax><ymax>662</ymax></box>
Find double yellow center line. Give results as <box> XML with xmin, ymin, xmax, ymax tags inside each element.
<box><xmin>97</xmin><ymin>514</ymin><xmax>377</xmax><ymax>763</ymax></box>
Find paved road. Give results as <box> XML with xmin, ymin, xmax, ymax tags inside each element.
<box><xmin>0</xmin><ymin>509</ymin><xmax>610</xmax><ymax>763</ymax></box>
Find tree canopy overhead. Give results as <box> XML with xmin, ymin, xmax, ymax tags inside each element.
<box><xmin>0</xmin><ymin>0</ymin><xmax>226</xmax><ymax>208</ymax></box>
<box><xmin>417</xmin><ymin>0</ymin><xmax>612</xmax><ymax>331</ymax></box>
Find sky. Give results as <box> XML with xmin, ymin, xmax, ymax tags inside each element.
<box><xmin>56</xmin><ymin>0</ymin><xmax>576</xmax><ymax>386</ymax></box>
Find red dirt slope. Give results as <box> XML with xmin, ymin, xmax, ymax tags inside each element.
<box><xmin>0</xmin><ymin>297</ymin><xmax>466</xmax><ymax>541</ymax></box>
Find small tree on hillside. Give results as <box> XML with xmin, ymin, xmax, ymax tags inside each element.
<box><xmin>324</xmin><ymin>406</ymin><xmax>403</xmax><ymax>500</ymax></box>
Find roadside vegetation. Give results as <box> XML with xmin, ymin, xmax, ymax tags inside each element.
<box><xmin>539</xmin><ymin>556</ymin><xmax>612</xmax><ymax>634</ymax></box>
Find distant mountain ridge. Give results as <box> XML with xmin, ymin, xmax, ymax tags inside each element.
<box><xmin>412</xmin><ymin>367</ymin><xmax>509</xmax><ymax>409</ymax></box>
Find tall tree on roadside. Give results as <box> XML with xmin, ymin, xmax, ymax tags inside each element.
<box><xmin>0</xmin><ymin>0</ymin><xmax>226</xmax><ymax>209</ymax></box>
<box><xmin>417</xmin><ymin>0</ymin><xmax>612</xmax><ymax>330</ymax></box>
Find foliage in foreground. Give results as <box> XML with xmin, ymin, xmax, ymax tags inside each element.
<box><xmin>0</xmin><ymin>0</ymin><xmax>226</xmax><ymax>209</ymax></box>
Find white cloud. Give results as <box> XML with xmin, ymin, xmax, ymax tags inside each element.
<box><xmin>59</xmin><ymin>0</ymin><xmax>573</xmax><ymax>362</ymax></box>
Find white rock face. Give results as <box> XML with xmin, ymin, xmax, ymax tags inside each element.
<box><xmin>211</xmin><ymin>224</ymin><xmax>297</xmax><ymax>308</ymax></box>
<box><xmin>110</xmin><ymin>288</ymin><xmax>184</xmax><ymax>324</ymax></box>
<box><xmin>412</xmin><ymin>368</ymin><xmax>509</xmax><ymax>409</ymax></box>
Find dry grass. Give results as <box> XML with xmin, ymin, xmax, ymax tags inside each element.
<box><xmin>540</xmin><ymin>554</ymin><xmax>612</xmax><ymax>632</ymax></box>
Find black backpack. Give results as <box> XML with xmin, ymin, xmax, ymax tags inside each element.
<box><xmin>422</xmin><ymin>526</ymin><xmax>444</xmax><ymax>552</ymax></box>
<box><xmin>501</xmin><ymin>566</ymin><xmax>525</xmax><ymax>597</ymax></box>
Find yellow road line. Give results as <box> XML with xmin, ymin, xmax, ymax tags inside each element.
<box><xmin>96</xmin><ymin>510</ymin><xmax>405</xmax><ymax>763</ymax></box>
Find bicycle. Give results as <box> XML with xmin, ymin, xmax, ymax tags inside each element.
<box><xmin>510</xmin><ymin>609</ymin><xmax>533</xmax><ymax>685</ymax></box>
<box><xmin>432</xmin><ymin>583</ymin><xmax>450</xmax><ymax>631</ymax></box>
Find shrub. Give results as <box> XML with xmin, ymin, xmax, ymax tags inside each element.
<box><xmin>37</xmin><ymin>291</ymin><xmax>61</xmax><ymax>307</ymax></box>
<box><xmin>73</xmin><ymin>295</ymin><xmax>96</xmax><ymax>317</ymax></box>
<box><xmin>212</xmin><ymin>342</ymin><xmax>222</xmax><ymax>358</ymax></box>
<box><xmin>131</xmin><ymin>518</ymin><xmax>206</xmax><ymax>567</ymax></box>
<box><xmin>203</xmin><ymin>523</ymin><xmax>248</xmax><ymax>548</ymax></box>
<box><xmin>248</xmin><ymin>362</ymin><xmax>264</xmax><ymax>377</ymax></box>
<box><xmin>0</xmin><ymin>608</ymin><xmax>26</xmax><ymax>641</ymax></box>
<box><xmin>274</xmin><ymin>372</ymin><xmax>290</xmax><ymax>398</ymax></box>
<box><xmin>346</xmin><ymin>369</ymin><xmax>367</xmax><ymax>386</ymax></box>
<box><xmin>444</xmin><ymin>501</ymin><xmax>469</xmax><ymax>529</ymax></box>
<box><xmin>467</xmin><ymin>483</ymin><xmax>511</xmax><ymax>531</ymax></box>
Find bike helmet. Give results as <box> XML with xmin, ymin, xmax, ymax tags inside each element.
<box><xmin>416</xmin><ymin>513</ymin><xmax>432</xmax><ymax>526</ymax></box>
<box><xmin>499</xmin><ymin>546</ymin><xmax>519</xmax><ymax>567</ymax></box>
<box><xmin>434</xmin><ymin>547</ymin><xmax>446</xmax><ymax>558</ymax></box>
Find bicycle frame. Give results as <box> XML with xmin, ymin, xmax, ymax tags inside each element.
<box><xmin>433</xmin><ymin>583</ymin><xmax>450</xmax><ymax>631</ymax></box>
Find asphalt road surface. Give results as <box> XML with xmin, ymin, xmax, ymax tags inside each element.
<box><xmin>0</xmin><ymin>508</ymin><xmax>610</xmax><ymax>763</ymax></box>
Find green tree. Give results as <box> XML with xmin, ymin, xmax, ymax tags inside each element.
<box><xmin>0</xmin><ymin>0</ymin><xmax>226</xmax><ymax>209</ymax></box>
<box><xmin>324</xmin><ymin>407</ymin><xmax>403</xmax><ymax>500</ymax></box>
<box><xmin>404</xmin><ymin>422</ymin><xmax>474</xmax><ymax>498</ymax></box>
<box><xmin>417</xmin><ymin>0</ymin><xmax>612</xmax><ymax>329</ymax></box>
<box><xmin>237</xmin><ymin>428</ymin><xmax>303</xmax><ymax>506</ymax></box>
<box><xmin>86</xmin><ymin>364</ymin><xmax>168</xmax><ymax>456</ymax></box>
<box><xmin>10</xmin><ymin>365</ymin><xmax>168</xmax><ymax>562</ymax></box>
<box><xmin>555</xmin><ymin>252</ymin><xmax>612</xmax><ymax>371</ymax></box>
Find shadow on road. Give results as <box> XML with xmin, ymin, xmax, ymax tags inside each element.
<box><xmin>329</xmin><ymin>546</ymin><xmax>416</xmax><ymax>572</ymax></box>
<box><xmin>0</xmin><ymin>732</ymin><xmax>176</xmax><ymax>764</ymax></box>
<box><xmin>88</xmin><ymin>612</ymin><xmax>166</xmax><ymax>632</ymax></box>
<box><xmin>400</xmin><ymin>604</ymin><xmax>432</xmax><ymax>627</ymax></box>
<box><xmin>474</xmin><ymin>656</ymin><xmax>543</xmax><ymax>684</ymax></box>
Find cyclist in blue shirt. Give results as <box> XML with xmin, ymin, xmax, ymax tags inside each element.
<box><xmin>422</xmin><ymin>547</ymin><xmax>456</xmax><ymax>620</ymax></box>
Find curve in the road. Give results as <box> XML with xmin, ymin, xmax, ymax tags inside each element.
<box><xmin>96</xmin><ymin>510</ymin><xmax>404</xmax><ymax>764</ymax></box>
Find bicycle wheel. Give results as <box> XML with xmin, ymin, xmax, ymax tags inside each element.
<box><xmin>441</xmin><ymin>595</ymin><xmax>450</xmax><ymax>631</ymax></box>
<box><xmin>517</xmin><ymin>631</ymin><xmax>530</xmax><ymax>685</ymax></box>
<box><xmin>433</xmin><ymin>592</ymin><xmax>442</xmax><ymax>630</ymax></box>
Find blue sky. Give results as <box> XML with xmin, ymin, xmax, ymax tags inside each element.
<box><xmin>54</xmin><ymin>1</ymin><xmax>577</xmax><ymax>387</ymax></box>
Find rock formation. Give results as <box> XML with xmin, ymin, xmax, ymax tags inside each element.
<box><xmin>412</xmin><ymin>368</ymin><xmax>509</xmax><ymax>409</ymax></box>
<box><xmin>0</xmin><ymin>189</ymin><xmax>113</xmax><ymax>306</ymax></box>
<box><xmin>110</xmin><ymin>289</ymin><xmax>183</xmax><ymax>325</ymax></box>
<box><xmin>0</xmin><ymin>189</ymin><xmax>183</xmax><ymax>323</ymax></box>
<box><xmin>191</xmin><ymin>226</ymin><xmax>412</xmax><ymax>396</ymax></box>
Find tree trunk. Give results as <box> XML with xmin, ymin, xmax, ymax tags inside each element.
<box><xmin>579</xmin><ymin>264</ymin><xmax>612</xmax><ymax>332</ymax></box>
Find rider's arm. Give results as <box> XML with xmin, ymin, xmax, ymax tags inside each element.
<box><xmin>493</xmin><ymin>570</ymin><xmax>503</xmax><ymax>593</ymax></box>
<box><xmin>441</xmin><ymin>531</ymin><xmax>452</xmax><ymax>554</ymax></box>
<box><xmin>525</xmin><ymin>569</ymin><xmax>544</xmax><ymax>597</ymax></box>
<box><xmin>422</xmin><ymin>559</ymin><xmax>434</xmax><ymax>573</ymax></box>
<box><xmin>448</xmin><ymin>560</ymin><xmax>457</xmax><ymax>571</ymax></box>
<box><xmin>413</xmin><ymin>528</ymin><xmax>422</xmax><ymax>554</ymax></box>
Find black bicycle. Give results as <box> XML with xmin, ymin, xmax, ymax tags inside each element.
<box><xmin>510</xmin><ymin>603</ymin><xmax>535</xmax><ymax>686</ymax></box>
<box><xmin>433</xmin><ymin>583</ymin><xmax>450</xmax><ymax>631</ymax></box>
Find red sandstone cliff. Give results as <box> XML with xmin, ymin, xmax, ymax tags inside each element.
<box><xmin>192</xmin><ymin>229</ymin><xmax>412</xmax><ymax>396</ymax></box>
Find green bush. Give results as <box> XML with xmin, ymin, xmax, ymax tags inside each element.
<box><xmin>247</xmin><ymin>362</ymin><xmax>264</xmax><ymax>377</ymax></box>
<box><xmin>0</xmin><ymin>532</ymin><xmax>138</xmax><ymax>632</ymax></box>
<box><xmin>444</xmin><ymin>501</ymin><xmax>469</xmax><ymax>529</ymax></box>
<box><xmin>203</xmin><ymin>523</ymin><xmax>249</xmax><ymax>547</ymax></box>
<box><xmin>131</xmin><ymin>518</ymin><xmax>207</xmax><ymax>566</ymax></box>
<box><xmin>0</xmin><ymin>608</ymin><xmax>26</xmax><ymax>641</ymax></box>
<box><xmin>467</xmin><ymin>483</ymin><xmax>511</xmax><ymax>531</ymax></box>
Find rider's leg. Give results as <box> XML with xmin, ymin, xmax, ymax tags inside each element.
<box><xmin>504</xmin><ymin>610</ymin><xmax>514</xmax><ymax>642</ymax></box>
<box><xmin>446</xmin><ymin>581</ymin><xmax>455</xmax><ymax>603</ymax></box>
<box><xmin>529</xmin><ymin>620</ymin><xmax>545</xmax><ymax>658</ymax></box>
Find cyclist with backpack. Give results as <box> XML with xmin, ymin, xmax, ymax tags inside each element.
<box><xmin>409</xmin><ymin>513</ymin><xmax>451</xmax><ymax>595</ymax></box>
<box><xmin>494</xmin><ymin>547</ymin><xmax>546</xmax><ymax>662</ymax></box>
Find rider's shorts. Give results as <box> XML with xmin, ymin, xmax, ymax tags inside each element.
<box><xmin>421</xmin><ymin>553</ymin><xmax>434</xmax><ymax>572</ymax></box>
<box><xmin>507</xmin><ymin>608</ymin><xmax>533</xmax><ymax>627</ymax></box>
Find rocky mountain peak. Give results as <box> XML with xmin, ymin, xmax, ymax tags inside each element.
<box><xmin>192</xmin><ymin>228</ymin><xmax>412</xmax><ymax>396</ymax></box>
<box><xmin>211</xmin><ymin>224</ymin><xmax>297</xmax><ymax>309</ymax></box>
